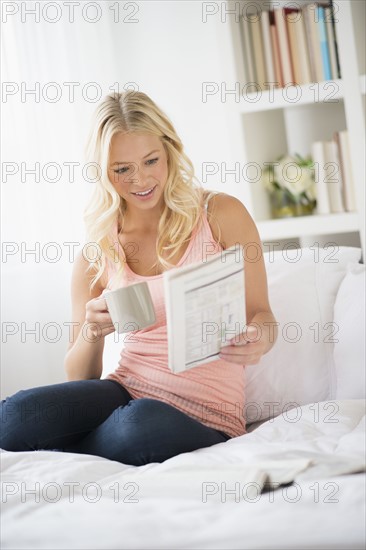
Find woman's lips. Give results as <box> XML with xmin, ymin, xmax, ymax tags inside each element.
<box><xmin>131</xmin><ymin>185</ymin><xmax>157</xmax><ymax>200</ymax></box>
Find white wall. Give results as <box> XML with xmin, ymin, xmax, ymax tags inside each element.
<box><xmin>1</xmin><ymin>1</ymin><xmax>236</xmax><ymax>398</ymax></box>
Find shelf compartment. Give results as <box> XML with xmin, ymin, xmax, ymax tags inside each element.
<box><xmin>241</xmin><ymin>101</ymin><xmax>347</xmax><ymax>222</ymax></box>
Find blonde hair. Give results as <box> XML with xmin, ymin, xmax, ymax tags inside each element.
<box><xmin>83</xmin><ymin>90</ymin><xmax>220</xmax><ymax>289</ymax></box>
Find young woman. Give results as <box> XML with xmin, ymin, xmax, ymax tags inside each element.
<box><xmin>0</xmin><ymin>91</ymin><xmax>278</xmax><ymax>465</ymax></box>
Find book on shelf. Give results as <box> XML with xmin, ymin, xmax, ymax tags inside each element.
<box><xmin>249</xmin><ymin>13</ymin><xmax>267</xmax><ymax>89</ymax></box>
<box><xmin>318</xmin><ymin>5</ymin><xmax>332</xmax><ymax>81</ymax></box>
<box><xmin>241</xmin><ymin>15</ymin><xmax>256</xmax><ymax>83</ymax></box>
<box><xmin>163</xmin><ymin>246</ymin><xmax>246</xmax><ymax>374</ymax></box>
<box><xmin>329</xmin><ymin>0</ymin><xmax>342</xmax><ymax>79</ymax></box>
<box><xmin>323</xmin><ymin>140</ymin><xmax>345</xmax><ymax>213</ymax></box>
<box><xmin>269</xmin><ymin>10</ymin><xmax>283</xmax><ymax>87</ymax></box>
<box><xmin>274</xmin><ymin>8</ymin><xmax>294</xmax><ymax>85</ymax></box>
<box><xmin>311</xmin><ymin>141</ymin><xmax>331</xmax><ymax>214</ymax></box>
<box><xmin>286</xmin><ymin>8</ymin><xmax>301</xmax><ymax>85</ymax></box>
<box><xmin>303</xmin><ymin>4</ymin><xmax>316</xmax><ymax>83</ymax></box>
<box><xmin>324</xmin><ymin>6</ymin><xmax>339</xmax><ymax>79</ymax></box>
<box><xmin>286</xmin><ymin>7</ymin><xmax>312</xmax><ymax>85</ymax></box>
<box><xmin>304</xmin><ymin>3</ymin><xmax>325</xmax><ymax>82</ymax></box>
<box><xmin>261</xmin><ymin>9</ymin><xmax>276</xmax><ymax>87</ymax></box>
<box><xmin>240</xmin><ymin>1</ymin><xmax>341</xmax><ymax>89</ymax></box>
<box><xmin>311</xmin><ymin>131</ymin><xmax>356</xmax><ymax>215</ymax></box>
<box><xmin>334</xmin><ymin>131</ymin><xmax>356</xmax><ymax>211</ymax></box>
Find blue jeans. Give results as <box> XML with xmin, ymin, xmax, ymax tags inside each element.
<box><xmin>0</xmin><ymin>379</ymin><xmax>230</xmax><ymax>465</ymax></box>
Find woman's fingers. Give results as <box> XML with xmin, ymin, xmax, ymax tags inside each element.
<box><xmin>84</xmin><ymin>321</ymin><xmax>116</xmax><ymax>340</ymax></box>
<box><xmin>84</xmin><ymin>295</ymin><xmax>115</xmax><ymax>337</ymax></box>
<box><xmin>219</xmin><ymin>325</ymin><xmax>267</xmax><ymax>365</ymax></box>
<box><xmin>85</xmin><ymin>310</ymin><xmax>112</xmax><ymax>325</ymax></box>
<box><xmin>87</xmin><ymin>296</ymin><xmax>108</xmax><ymax>313</ymax></box>
<box><xmin>219</xmin><ymin>343</ymin><xmax>262</xmax><ymax>365</ymax></box>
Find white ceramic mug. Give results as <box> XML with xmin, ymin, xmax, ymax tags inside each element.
<box><xmin>104</xmin><ymin>282</ymin><xmax>156</xmax><ymax>333</ymax></box>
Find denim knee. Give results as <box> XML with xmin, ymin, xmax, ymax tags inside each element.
<box><xmin>0</xmin><ymin>391</ymin><xmax>30</xmax><ymax>450</ymax></box>
<box><xmin>103</xmin><ymin>398</ymin><xmax>181</xmax><ymax>464</ymax></box>
<box><xmin>107</xmin><ymin>397</ymin><xmax>224</xmax><ymax>465</ymax></box>
<box><xmin>110</xmin><ymin>397</ymin><xmax>166</xmax><ymax>428</ymax></box>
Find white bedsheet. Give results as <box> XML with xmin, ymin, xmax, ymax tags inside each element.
<box><xmin>1</xmin><ymin>399</ymin><xmax>365</xmax><ymax>549</ymax></box>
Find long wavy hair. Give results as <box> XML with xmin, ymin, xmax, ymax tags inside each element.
<box><xmin>83</xmin><ymin>90</ymin><xmax>220</xmax><ymax>289</ymax></box>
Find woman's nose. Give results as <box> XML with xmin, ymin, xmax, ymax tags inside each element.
<box><xmin>134</xmin><ymin>165</ymin><xmax>149</xmax><ymax>185</ymax></box>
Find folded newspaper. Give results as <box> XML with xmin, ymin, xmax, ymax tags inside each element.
<box><xmin>163</xmin><ymin>244</ymin><xmax>246</xmax><ymax>373</ymax></box>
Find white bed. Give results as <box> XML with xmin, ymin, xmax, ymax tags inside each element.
<box><xmin>1</xmin><ymin>247</ymin><xmax>365</xmax><ymax>549</ymax></box>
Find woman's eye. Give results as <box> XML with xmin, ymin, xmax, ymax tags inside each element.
<box><xmin>113</xmin><ymin>158</ymin><xmax>158</xmax><ymax>175</ymax></box>
<box><xmin>114</xmin><ymin>167</ymin><xmax>129</xmax><ymax>175</ymax></box>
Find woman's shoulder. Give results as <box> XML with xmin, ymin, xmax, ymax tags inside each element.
<box><xmin>203</xmin><ymin>190</ymin><xmax>243</xmax><ymax>221</ymax></box>
<box><xmin>203</xmin><ymin>191</ymin><xmax>257</xmax><ymax>249</ymax></box>
<box><xmin>202</xmin><ymin>189</ymin><xmax>240</xmax><ymax>210</ymax></box>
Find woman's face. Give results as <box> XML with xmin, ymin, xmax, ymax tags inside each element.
<box><xmin>108</xmin><ymin>132</ymin><xmax>169</xmax><ymax>215</ymax></box>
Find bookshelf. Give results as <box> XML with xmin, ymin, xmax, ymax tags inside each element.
<box><xmin>216</xmin><ymin>0</ymin><xmax>365</xmax><ymax>258</ymax></box>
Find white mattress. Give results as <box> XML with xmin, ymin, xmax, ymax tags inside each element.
<box><xmin>1</xmin><ymin>399</ymin><xmax>365</xmax><ymax>549</ymax></box>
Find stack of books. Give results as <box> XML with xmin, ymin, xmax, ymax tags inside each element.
<box><xmin>311</xmin><ymin>130</ymin><xmax>356</xmax><ymax>214</ymax></box>
<box><xmin>241</xmin><ymin>1</ymin><xmax>341</xmax><ymax>88</ymax></box>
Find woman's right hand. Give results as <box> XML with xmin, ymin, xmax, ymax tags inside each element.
<box><xmin>84</xmin><ymin>293</ymin><xmax>116</xmax><ymax>340</ymax></box>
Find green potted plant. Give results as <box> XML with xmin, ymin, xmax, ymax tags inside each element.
<box><xmin>261</xmin><ymin>154</ymin><xmax>317</xmax><ymax>218</ymax></box>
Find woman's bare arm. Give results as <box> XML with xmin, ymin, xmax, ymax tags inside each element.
<box><xmin>64</xmin><ymin>251</ymin><xmax>114</xmax><ymax>381</ymax></box>
<box><xmin>207</xmin><ymin>192</ymin><xmax>278</xmax><ymax>364</ymax></box>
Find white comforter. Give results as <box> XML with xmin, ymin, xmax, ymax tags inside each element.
<box><xmin>1</xmin><ymin>399</ymin><xmax>365</xmax><ymax>550</ymax></box>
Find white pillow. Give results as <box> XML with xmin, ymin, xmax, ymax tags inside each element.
<box><xmin>243</xmin><ymin>246</ymin><xmax>362</xmax><ymax>424</ymax></box>
<box><xmin>333</xmin><ymin>262</ymin><xmax>366</xmax><ymax>399</ymax></box>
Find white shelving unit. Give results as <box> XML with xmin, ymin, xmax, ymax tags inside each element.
<box><xmin>216</xmin><ymin>0</ymin><xmax>365</xmax><ymax>258</ymax></box>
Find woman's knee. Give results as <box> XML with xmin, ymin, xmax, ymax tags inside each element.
<box><xmin>0</xmin><ymin>384</ymin><xmax>74</xmax><ymax>451</ymax></box>
<box><xmin>107</xmin><ymin>398</ymin><xmax>222</xmax><ymax>465</ymax></box>
<box><xmin>0</xmin><ymin>390</ymin><xmax>32</xmax><ymax>450</ymax></box>
<box><xmin>116</xmin><ymin>398</ymin><xmax>175</xmax><ymax>426</ymax></box>
<box><xmin>127</xmin><ymin>397</ymin><xmax>169</xmax><ymax>414</ymax></box>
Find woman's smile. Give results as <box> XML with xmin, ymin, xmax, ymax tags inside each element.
<box><xmin>131</xmin><ymin>185</ymin><xmax>157</xmax><ymax>199</ymax></box>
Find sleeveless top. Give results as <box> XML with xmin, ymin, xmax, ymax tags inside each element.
<box><xmin>104</xmin><ymin>197</ymin><xmax>246</xmax><ymax>438</ymax></box>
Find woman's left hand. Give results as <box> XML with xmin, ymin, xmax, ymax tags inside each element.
<box><xmin>219</xmin><ymin>325</ymin><xmax>268</xmax><ymax>366</ymax></box>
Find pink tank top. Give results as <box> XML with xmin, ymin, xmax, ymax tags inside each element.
<box><xmin>105</xmin><ymin>200</ymin><xmax>246</xmax><ymax>438</ymax></box>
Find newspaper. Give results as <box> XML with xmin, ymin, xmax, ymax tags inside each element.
<box><xmin>163</xmin><ymin>244</ymin><xmax>246</xmax><ymax>373</ymax></box>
